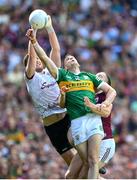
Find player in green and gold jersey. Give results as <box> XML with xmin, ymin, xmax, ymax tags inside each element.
<box><xmin>58</xmin><ymin>61</ymin><xmax>103</xmax><ymax>120</ymax></box>
<box><xmin>26</xmin><ymin>29</ymin><xmax>117</xmax><ymax>179</ymax></box>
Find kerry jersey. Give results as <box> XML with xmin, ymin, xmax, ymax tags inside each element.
<box><xmin>25</xmin><ymin>68</ymin><xmax>66</xmax><ymax>118</ymax></box>
<box><xmin>57</xmin><ymin>68</ymin><xmax>103</xmax><ymax>120</ymax></box>
<box><xmin>95</xmin><ymin>92</ymin><xmax>113</xmax><ymax>139</ymax></box>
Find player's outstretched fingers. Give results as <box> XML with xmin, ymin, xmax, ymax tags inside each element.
<box><xmin>84</xmin><ymin>96</ymin><xmax>91</xmax><ymax>107</ymax></box>
<box><xmin>26</xmin><ymin>29</ymin><xmax>36</xmax><ymax>43</ymax></box>
<box><xmin>26</xmin><ymin>29</ymin><xmax>33</xmax><ymax>38</ymax></box>
<box><xmin>45</xmin><ymin>15</ymin><xmax>52</xmax><ymax>27</ymax></box>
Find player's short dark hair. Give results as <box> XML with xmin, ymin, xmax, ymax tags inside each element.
<box><xmin>63</xmin><ymin>54</ymin><xmax>71</xmax><ymax>68</ymax></box>
<box><xmin>64</xmin><ymin>54</ymin><xmax>71</xmax><ymax>60</ymax></box>
<box><xmin>106</xmin><ymin>74</ymin><xmax>111</xmax><ymax>85</ymax></box>
<box><xmin>23</xmin><ymin>54</ymin><xmax>29</xmax><ymax>67</ymax></box>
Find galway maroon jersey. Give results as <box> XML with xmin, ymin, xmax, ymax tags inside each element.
<box><xmin>95</xmin><ymin>92</ymin><xmax>113</xmax><ymax>140</ymax></box>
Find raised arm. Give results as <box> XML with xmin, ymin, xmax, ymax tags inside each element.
<box><xmin>25</xmin><ymin>30</ymin><xmax>37</xmax><ymax>78</ymax></box>
<box><xmin>26</xmin><ymin>28</ymin><xmax>58</xmax><ymax>79</ymax></box>
<box><xmin>45</xmin><ymin>16</ymin><xmax>61</xmax><ymax>68</ymax></box>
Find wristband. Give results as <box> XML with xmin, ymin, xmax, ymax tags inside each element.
<box><xmin>32</xmin><ymin>40</ymin><xmax>37</xmax><ymax>46</ymax></box>
<box><xmin>31</xmin><ymin>38</ymin><xmax>37</xmax><ymax>44</ymax></box>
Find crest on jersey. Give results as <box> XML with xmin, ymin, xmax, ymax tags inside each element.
<box><xmin>66</xmin><ymin>75</ymin><xmax>72</xmax><ymax>79</ymax></box>
<box><xmin>75</xmin><ymin>76</ymin><xmax>80</xmax><ymax>81</ymax></box>
<box><xmin>96</xmin><ymin>76</ymin><xmax>101</xmax><ymax>81</ymax></box>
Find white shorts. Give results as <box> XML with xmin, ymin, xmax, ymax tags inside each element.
<box><xmin>99</xmin><ymin>138</ymin><xmax>115</xmax><ymax>163</ymax></box>
<box><xmin>71</xmin><ymin>113</ymin><xmax>104</xmax><ymax>145</ymax></box>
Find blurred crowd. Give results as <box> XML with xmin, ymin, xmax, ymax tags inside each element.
<box><xmin>0</xmin><ymin>0</ymin><xmax>137</xmax><ymax>178</ymax></box>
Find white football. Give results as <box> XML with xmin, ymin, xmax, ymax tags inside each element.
<box><xmin>29</xmin><ymin>9</ymin><xmax>48</xmax><ymax>29</ymax></box>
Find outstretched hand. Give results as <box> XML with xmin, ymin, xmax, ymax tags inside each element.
<box><xmin>84</xmin><ymin>96</ymin><xmax>102</xmax><ymax>111</ymax></box>
<box><xmin>45</xmin><ymin>15</ymin><xmax>54</xmax><ymax>33</ymax></box>
<box><xmin>45</xmin><ymin>15</ymin><xmax>52</xmax><ymax>28</ymax></box>
<box><xmin>26</xmin><ymin>29</ymin><xmax>37</xmax><ymax>43</ymax></box>
<box><xmin>84</xmin><ymin>96</ymin><xmax>93</xmax><ymax>108</ymax></box>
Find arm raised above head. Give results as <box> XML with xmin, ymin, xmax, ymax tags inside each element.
<box><xmin>33</xmin><ymin>41</ymin><xmax>58</xmax><ymax>78</ymax></box>
<box><xmin>26</xmin><ymin>28</ymin><xmax>58</xmax><ymax>79</ymax></box>
<box><xmin>25</xmin><ymin>41</ymin><xmax>36</xmax><ymax>79</ymax></box>
<box><xmin>45</xmin><ymin>15</ymin><xmax>61</xmax><ymax>68</ymax></box>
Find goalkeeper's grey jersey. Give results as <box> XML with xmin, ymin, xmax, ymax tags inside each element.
<box><xmin>24</xmin><ymin>68</ymin><xmax>66</xmax><ymax>118</ymax></box>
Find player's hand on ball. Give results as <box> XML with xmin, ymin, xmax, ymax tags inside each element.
<box><xmin>45</xmin><ymin>15</ymin><xmax>52</xmax><ymax>28</ymax></box>
<box><xmin>45</xmin><ymin>15</ymin><xmax>54</xmax><ymax>33</ymax></box>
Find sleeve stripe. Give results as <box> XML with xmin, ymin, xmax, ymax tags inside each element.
<box><xmin>24</xmin><ymin>71</ymin><xmax>35</xmax><ymax>81</ymax></box>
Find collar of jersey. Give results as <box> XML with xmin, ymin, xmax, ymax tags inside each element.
<box><xmin>67</xmin><ymin>70</ymin><xmax>81</xmax><ymax>75</ymax></box>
